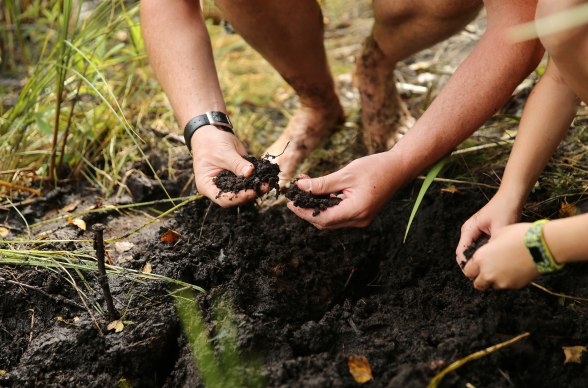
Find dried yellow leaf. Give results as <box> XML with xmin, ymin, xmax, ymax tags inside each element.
<box><xmin>114</xmin><ymin>241</ymin><xmax>134</xmax><ymax>253</ymax></box>
<box><xmin>563</xmin><ymin>346</ymin><xmax>586</xmax><ymax>364</ymax></box>
<box><xmin>107</xmin><ymin>320</ymin><xmax>125</xmax><ymax>333</ymax></box>
<box><xmin>0</xmin><ymin>227</ymin><xmax>9</xmax><ymax>238</ymax></box>
<box><xmin>0</xmin><ymin>370</ymin><xmax>7</xmax><ymax>376</ymax></box>
<box><xmin>559</xmin><ymin>201</ymin><xmax>578</xmax><ymax>218</ymax></box>
<box><xmin>67</xmin><ymin>217</ymin><xmax>86</xmax><ymax>231</ymax></box>
<box><xmin>441</xmin><ymin>185</ymin><xmax>459</xmax><ymax>194</ymax></box>
<box><xmin>142</xmin><ymin>262</ymin><xmax>153</xmax><ymax>274</ymax></box>
<box><xmin>61</xmin><ymin>200</ymin><xmax>80</xmax><ymax>213</ymax></box>
<box><xmin>348</xmin><ymin>355</ymin><xmax>373</xmax><ymax>384</ymax></box>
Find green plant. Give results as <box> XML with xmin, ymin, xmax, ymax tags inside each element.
<box><xmin>174</xmin><ymin>289</ymin><xmax>264</xmax><ymax>388</ymax></box>
<box><xmin>0</xmin><ymin>0</ymin><xmax>166</xmax><ymax>198</ymax></box>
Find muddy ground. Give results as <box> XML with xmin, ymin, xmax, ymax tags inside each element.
<box><xmin>1</xmin><ymin>176</ymin><xmax>588</xmax><ymax>387</ymax></box>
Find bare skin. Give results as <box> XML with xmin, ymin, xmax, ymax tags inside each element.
<box><xmin>353</xmin><ymin>36</ymin><xmax>415</xmax><ymax>153</ymax></box>
<box><xmin>216</xmin><ymin>0</ymin><xmax>482</xmax><ymax>174</ymax></box>
<box><xmin>354</xmin><ymin>0</ymin><xmax>483</xmax><ymax>153</ymax></box>
<box><xmin>458</xmin><ymin>0</ymin><xmax>588</xmax><ymax>291</ymax></box>
<box><xmin>288</xmin><ymin>0</ymin><xmax>545</xmax><ymax>229</ymax></box>
<box><xmin>215</xmin><ymin>0</ymin><xmax>344</xmax><ymax>181</ymax></box>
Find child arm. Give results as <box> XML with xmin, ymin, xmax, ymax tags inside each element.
<box><xmin>457</xmin><ymin>60</ymin><xmax>579</xmax><ymax>265</ymax></box>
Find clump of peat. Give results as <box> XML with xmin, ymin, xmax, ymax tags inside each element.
<box><xmin>460</xmin><ymin>234</ymin><xmax>490</xmax><ymax>269</ymax></box>
<box><xmin>285</xmin><ymin>181</ymin><xmax>342</xmax><ymax>216</ymax></box>
<box><xmin>214</xmin><ymin>155</ymin><xmax>280</xmax><ymax>197</ymax></box>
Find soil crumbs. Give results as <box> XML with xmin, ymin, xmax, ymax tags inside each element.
<box><xmin>2</xmin><ymin>185</ymin><xmax>588</xmax><ymax>387</ymax></box>
<box><xmin>285</xmin><ymin>184</ymin><xmax>342</xmax><ymax>216</ymax></box>
<box><xmin>214</xmin><ymin>156</ymin><xmax>280</xmax><ymax>198</ymax></box>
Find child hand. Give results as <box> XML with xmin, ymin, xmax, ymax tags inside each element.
<box><xmin>456</xmin><ymin>193</ymin><xmax>523</xmax><ymax>268</ymax></box>
<box><xmin>462</xmin><ymin>223</ymin><xmax>540</xmax><ymax>290</ymax></box>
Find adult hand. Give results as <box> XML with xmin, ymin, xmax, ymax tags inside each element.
<box><xmin>191</xmin><ymin>125</ymin><xmax>259</xmax><ymax>207</ymax></box>
<box><xmin>286</xmin><ymin>153</ymin><xmax>398</xmax><ymax>229</ymax></box>
<box><xmin>456</xmin><ymin>193</ymin><xmax>523</xmax><ymax>268</ymax></box>
<box><xmin>463</xmin><ymin>223</ymin><xmax>540</xmax><ymax>291</ymax></box>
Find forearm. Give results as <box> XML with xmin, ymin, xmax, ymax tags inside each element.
<box><xmin>384</xmin><ymin>0</ymin><xmax>544</xmax><ymax>186</ymax></box>
<box><xmin>499</xmin><ymin>61</ymin><xmax>578</xmax><ymax>207</ymax></box>
<box><xmin>140</xmin><ymin>0</ymin><xmax>226</xmax><ymax>128</ymax></box>
<box><xmin>544</xmin><ymin>213</ymin><xmax>588</xmax><ymax>264</ymax></box>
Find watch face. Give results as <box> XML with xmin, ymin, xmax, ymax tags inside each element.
<box><xmin>206</xmin><ymin>111</ymin><xmax>232</xmax><ymax>128</ymax></box>
<box><xmin>210</xmin><ymin>111</ymin><xmax>225</xmax><ymax>122</ymax></box>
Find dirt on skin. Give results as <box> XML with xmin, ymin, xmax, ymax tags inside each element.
<box><xmin>1</xmin><ymin>182</ymin><xmax>588</xmax><ymax>387</ymax></box>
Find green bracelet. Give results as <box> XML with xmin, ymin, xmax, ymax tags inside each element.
<box><xmin>524</xmin><ymin>219</ymin><xmax>564</xmax><ymax>274</ymax></box>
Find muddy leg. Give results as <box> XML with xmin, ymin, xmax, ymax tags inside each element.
<box><xmin>355</xmin><ymin>0</ymin><xmax>482</xmax><ymax>153</ymax></box>
<box><xmin>214</xmin><ymin>0</ymin><xmax>344</xmax><ymax>181</ymax></box>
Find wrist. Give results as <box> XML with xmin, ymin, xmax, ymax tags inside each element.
<box><xmin>524</xmin><ymin>220</ymin><xmax>565</xmax><ymax>274</ymax></box>
<box><xmin>190</xmin><ymin>125</ymin><xmax>219</xmax><ymax>153</ymax></box>
<box><xmin>183</xmin><ymin>111</ymin><xmax>233</xmax><ymax>152</ymax></box>
<box><xmin>495</xmin><ymin>182</ymin><xmax>529</xmax><ymax>211</ymax></box>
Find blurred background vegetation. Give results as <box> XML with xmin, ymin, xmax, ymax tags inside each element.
<box><xmin>0</xmin><ymin>0</ymin><xmax>586</xmax><ymax>215</ymax></box>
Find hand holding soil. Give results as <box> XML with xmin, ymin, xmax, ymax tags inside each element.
<box><xmin>456</xmin><ymin>193</ymin><xmax>523</xmax><ymax>265</ymax></box>
<box><xmin>214</xmin><ymin>155</ymin><xmax>280</xmax><ymax>199</ymax></box>
<box><xmin>287</xmin><ymin>153</ymin><xmax>401</xmax><ymax>229</ymax></box>
<box><xmin>462</xmin><ymin>223</ymin><xmax>541</xmax><ymax>290</ymax></box>
<box><xmin>284</xmin><ymin>181</ymin><xmax>342</xmax><ymax>216</ymax></box>
<box><xmin>190</xmin><ymin>127</ymin><xmax>259</xmax><ymax>207</ymax></box>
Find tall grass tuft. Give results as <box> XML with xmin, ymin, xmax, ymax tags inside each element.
<box><xmin>0</xmin><ymin>0</ymin><xmax>161</xmax><ymax>197</ymax></box>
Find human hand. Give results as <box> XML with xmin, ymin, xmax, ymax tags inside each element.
<box><xmin>191</xmin><ymin>126</ymin><xmax>259</xmax><ymax>207</ymax></box>
<box><xmin>456</xmin><ymin>193</ymin><xmax>523</xmax><ymax>268</ymax></box>
<box><xmin>286</xmin><ymin>153</ymin><xmax>398</xmax><ymax>229</ymax></box>
<box><xmin>463</xmin><ymin>223</ymin><xmax>540</xmax><ymax>290</ymax></box>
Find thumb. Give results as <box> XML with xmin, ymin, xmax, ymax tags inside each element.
<box><xmin>296</xmin><ymin>173</ymin><xmax>339</xmax><ymax>195</ymax></box>
<box><xmin>228</xmin><ymin>154</ymin><xmax>254</xmax><ymax>178</ymax></box>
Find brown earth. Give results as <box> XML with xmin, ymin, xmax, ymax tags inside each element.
<box><xmin>1</xmin><ymin>177</ymin><xmax>588</xmax><ymax>387</ymax></box>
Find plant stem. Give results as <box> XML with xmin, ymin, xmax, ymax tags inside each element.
<box><xmin>92</xmin><ymin>223</ymin><xmax>118</xmax><ymax>321</ymax></box>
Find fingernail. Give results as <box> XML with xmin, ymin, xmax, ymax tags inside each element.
<box><xmin>241</xmin><ymin>164</ymin><xmax>252</xmax><ymax>176</ymax></box>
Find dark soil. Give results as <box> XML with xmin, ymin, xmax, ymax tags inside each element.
<box><xmin>2</xmin><ymin>183</ymin><xmax>588</xmax><ymax>387</ymax></box>
<box><xmin>284</xmin><ymin>183</ymin><xmax>342</xmax><ymax>216</ymax></box>
<box><xmin>214</xmin><ymin>156</ymin><xmax>280</xmax><ymax>198</ymax></box>
<box><xmin>461</xmin><ymin>234</ymin><xmax>490</xmax><ymax>268</ymax></box>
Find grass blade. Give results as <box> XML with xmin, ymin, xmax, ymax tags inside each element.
<box><xmin>403</xmin><ymin>157</ymin><xmax>447</xmax><ymax>244</ymax></box>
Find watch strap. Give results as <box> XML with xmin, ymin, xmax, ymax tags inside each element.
<box><xmin>524</xmin><ymin>219</ymin><xmax>564</xmax><ymax>274</ymax></box>
<box><xmin>183</xmin><ymin>111</ymin><xmax>234</xmax><ymax>152</ymax></box>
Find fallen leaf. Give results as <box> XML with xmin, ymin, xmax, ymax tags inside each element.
<box><xmin>0</xmin><ymin>227</ymin><xmax>9</xmax><ymax>238</ymax></box>
<box><xmin>160</xmin><ymin>229</ymin><xmax>181</xmax><ymax>243</ymax></box>
<box><xmin>0</xmin><ymin>370</ymin><xmax>7</xmax><ymax>376</ymax></box>
<box><xmin>119</xmin><ymin>377</ymin><xmax>132</xmax><ymax>388</ymax></box>
<box><xmin>116</xmin><ymin>255</ymin><xmax>134</xmax><ymax>265</ymax></box>
<box><xmin>559</xmin><ymin>201</ymin><xmax>578</xmax><ymax>218</ymax></box>
<box><xmin>142</xmin><ymin>262</ymin><xmax>152</xmax><ymax>274</ymax></box>
<box><xmin>441</xmin><ymin>185</ymin><xmax>459</xmax><ymax>194</ymax></box>
<box><xmin>61</xmin><ymin>199</ymin><xmax>80</xmax><ymax>213</ymax></box>
<box><xmin>348</xmin><ymin>355</ymin><xmax>373</xmax><ymax>384</ymax></box>
<box><xmin>67</xmin><ymin>217</ymin><xmax>86</xmax><ymax>231</ymax></box>
<box><xmin>114</xmin><ymin>241</ymin><xmax>135</xmax><ymax>253</ymax></box>
<box><xmin>563</xmin><ymin>346</ymin><xmax>586</xmax><ymax>364</ymax></box>
<box><xmin>107</xmin><ymin>320</ymin><xmax>125</xmax><ymax>333</ymax></box>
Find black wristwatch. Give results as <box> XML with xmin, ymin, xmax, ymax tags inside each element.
<box><xmin>183</xmin><ymin>111</ymin><xmax>234</xmax><ymax>152</ymax></box>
